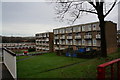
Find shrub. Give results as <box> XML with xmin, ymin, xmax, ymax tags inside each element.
<box><xmin>28</xmin><ymin>48</ymin><xmax>36</xmax><ymax>52</ymax></box>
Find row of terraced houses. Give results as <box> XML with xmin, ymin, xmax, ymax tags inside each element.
<box><xmin>35</xmin><ymin>21</ymin><xmax>117</xmax><ymax>54</ymax></box>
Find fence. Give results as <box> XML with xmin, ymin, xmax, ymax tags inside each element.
<box><xmin>2</xmin><ymin>48</ymin><xmax>17</xmax><ymax>78</ymax></box>
<box><xmin>97</xmin><ymin>58</ymin><xmax>120</xmax><ymax>80</ymax></box>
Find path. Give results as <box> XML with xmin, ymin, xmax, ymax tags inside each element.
<box><xmin>39</xmin><ymin>60</ymin><xmax>88</xmax><ymax>74</ymax></box>
<box><xmin>17</xmin><ymin>56</ymin><xmax>35</xmax><ymax>62</ymax></box>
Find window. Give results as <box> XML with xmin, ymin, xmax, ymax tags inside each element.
<box><xmin>93</xmin><ymin>39</ymin><xmax>96</xmax><ymax>46</ymax></box>
<box><xmin>82</xmin><ymin>26</ymin><xmax>85</xmax><ymax>31</ymax></box>
<box><xmin>73</xmin><ymin>39</ymin><xmax>76</xmax><ymax>45</ymax></box>
<box><xmin>88</xmin><ymin>40</ymin><xmax>92</xmax><ymax>45</ymax></box>
<box><xmin>54</xmin><ymin>30</ymin><xmax>58</xmax><ymax>34</ymax></box>
<box><xmin>88</xmin><ymin>25</ymin><xmax>92</xmax><ymax>31</ymax></box>
<box><xmin>66</xmin><ymin>28</ymin><xmax>72</xmax><ymax>33</ymax></box>
<box><xmin>78</xmin><ymin>40</ymin><xmax>81</xmax><ymax>45</ymax></box>
<box><xmin>92</xmin><ymin>24</ymin><xmax>96</xmax><ymax>30</ymax></box>
<box><xmin>82</xmin><ymin>39</ymin><xmax>85</xmax><ymax>45</ymax></box>
<box><xmin>73</xmin><ymin>26</ymin><xmax>81</xmax><ymax>32</ymax></box>
<box><xmin>60</xmin><ymin>29</ymin><xmax>65</xmax><ymax>33</ymax></box>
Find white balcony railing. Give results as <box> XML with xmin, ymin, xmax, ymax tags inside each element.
<box><xmin>75</xmin><ymin>35</ymin><xmax>81</xmax><ymax>39</ymax></box>
<box><xmin>45</xmin><ymin>48</ymin><xmax>49</xmax><ymax>50</ymax></box>
<box><xmin>60</xmin><ymin>42</ymin><xmax>65</xmax><ymax>45</ymax></box>
<box><xmin>55</xmin><ymin>37</ymin><xmax>59</xmax><ymax>39</ymax></box>
<box><xmin>96</xmin><ymin>34</ymin><xmax>101</xmax><ymax>39</ymax></box>
<box><xmin>55</xmin><ymin>47</ymin><xmax>59</xmax><ymax>50</ymax></box>
<box><xmin>67</xmin><ymin>36</ymin><xmax>72</xmax><ymax>39</ymax></box>
<box><xmin>54</xmin><ymin>30</ymin><xmax>59</xmax><ymax>34</ymax></box>
<box><xmin>84</xmin><ymin>35</ymin><xmax>92</xmax><ymax>39</ymax></box>
<box><xmin>87</xmin><ymin>43</ymin><xmax>92</xmax><ymax>46</ymax></box>
<box><xmin>60</xmin><ymin>36</ymin><xmax>65</xmax><ymax>39</ymax></box>
<box><xmin>66</xmin><ymin>42</ymin><xmax>72</xmax><ymax>45</ymax></box>
<box><xmin>45</xmin><ymin>38</ymin><xmax>49</xmax><ymax>41</ymax></box>
<box><xmin>59</xmin><ymin>29</ymin><xmax>65</xmax><ymax>33</ymax></box>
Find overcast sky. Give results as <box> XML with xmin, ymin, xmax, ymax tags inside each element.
<box><xmin>1</xmin><ymin>0</ymin><xmax>120</xmax><ymax>37</ymax></box>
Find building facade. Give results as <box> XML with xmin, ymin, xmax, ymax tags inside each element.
<box><xmin>53</xmin><ymin>21</ymin><xmax>117</xmax><ymax>54</ymax></box>
<box><xmin>35</xmin><ymin>32</ymin><xmax>54</xmax><ymax>52</ymax></box>
<box><xmin>2</xmin><ymin>43</ymin><xmax>35</xmax><ymax>50</ymax></box>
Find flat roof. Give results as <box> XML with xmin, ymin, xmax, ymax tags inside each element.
<box><xmin>36</xmin><ymin>32</ymin><xmax>53</xmax><ymax>35</ymax></box>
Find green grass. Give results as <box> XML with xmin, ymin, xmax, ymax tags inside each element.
<box><xmin>17</xmin><ymin>51</ymin><xmax>120</xmax><ymax>78</ymax></box>
<box><xmin>17</xmin><ymin>53</ymin><xmax>88</xmax><ymax>78</ymax></box>
<box><xmin>16</xmin><ymin>56</ymin><xmax>31</xmax><ymax>61</ymax></box>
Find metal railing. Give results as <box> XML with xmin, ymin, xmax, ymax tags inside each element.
<box><xmin>97</xmin><ymin>58</ymin><xmax>120</xmax><ymax>80</ymax></box>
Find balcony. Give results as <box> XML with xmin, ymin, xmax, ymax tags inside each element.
<box><xmin>61</xmin><ymin>42</ymin><xmax>66</xmax><ymax>45</ymax></box>
<box><xmin>96</xmin><ymin>34</ymin><xmax>101</xmax><ymax>39</ymax></box>
<box><xmin>84</xmin><ymin>35</ymin><xmax>92</xmax><ymax>39</ymax></box>
<box><xmin>87</xmin><ymin>28</ymin><xmax>92</xmax><ymax>31</ymax></box>
<box><xmin>74</xmin><ymin>42</ymin><xmax>81</xmax><ymax>45</ymax></box>
<box><xmin>82</xmin><ymin>43</ymin><xmax>85</xmax><ymax>46</ymax></box>
<box><xmin>66</xmin><ymin>42</ymin><xmax>72</xmax><ymax>45</ymax></box>
<box><xmin>55</xmin><ymin>47</ymin><xmax>59</xmax><ymax>50</ymax></box>
<box><xmin>93</xmin><ymin>43</ymin><xmax>100</xmax><ymax>47</ymax></box>
<box><xmin>66</xmin><ymin>28</ymin><xmax>72</xmax><ymax>33</ymax></box>
<box><xmin>45</xmin><ymin>48</ymin><xmax>49</xmax><ymax>50</ymax></box>
<box><xmin>67</xmin><ymin>36</ymin><xmax>72</xmax><ymax>39</ymax></box>
<box><xmin>42</xmin><ymin>47</ymin><xmax>45</xmax><ymax>50</ymax></box>
<box><xmin>59</xmin><ymin>29</ymin><xmax>65</xmax><ymax>34</ymax></box>
<box><xmin>46</xmin><ymin>34</ymin><xmax>49</xmax><ymax>37</ymax></box>
<box><xmin>87</xmin><ymin>43</ymin><xmax>92</xmax><ymax>46</ymax></box>
<box><xmin>55</xmin><ymin>37</ymin><xmax>59</xmax><ymax>39</ymax></box>
<box><xmin>45</xmin><ymin>38</ymin><xmax>49</xmax><ymax>41</ymax></box>
<box><xmin>75</xmin><ymin>35</ymin><xmax>81</xmax><ymax>39</ymax></box>
<box><xmin>60</xmin><ymin>36</ymin><xmax>65</xmax><ymax>39</ymax></box>
<box><xmin>66</xmin><ymin>31</ymin><xmax>72</xmax><ymax>33</ymax></box>
<box><xmin>54</xmin><ymin>30</ymin><xmax>59</xmax><ymax>34</ymax></box>
<box><xmin>73</xmin><ymin>27</ymin><xmax>81</xmax><ymax>32</ymax></box>
<box><xmin>60</xmin><ymin>47</ymin><xmax>66</xmax><ymax>50</ymax></box>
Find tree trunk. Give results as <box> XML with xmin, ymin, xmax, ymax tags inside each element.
<box><xmin>97</xmin><ymin>2</ymin><xmax>107</xmax><ymax>57</ymax></box>
<box><xmin>99</xmin><ymin>19</ymin><xmax>107</xmax><ymax>57</ymax></box>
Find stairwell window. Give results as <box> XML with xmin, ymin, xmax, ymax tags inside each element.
<box><xmin>93</xmin><ymin>39</ymin><xmax>97</xmax><ymax>46</ymax></box>
<box><xmin>92</xmin><ymin>24</ymin><xmax>96</xmax><ymax>31</ymax></box>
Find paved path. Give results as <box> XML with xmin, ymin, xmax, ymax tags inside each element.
<box><xmin>39</xmin><ymin>60</ymin><xmax>88</xmax><ymax>74</ymax></box>
<box><xmin>17</xmin><ymin>56</ymin><xmax>35</xmax><ymax>62</ymax></box>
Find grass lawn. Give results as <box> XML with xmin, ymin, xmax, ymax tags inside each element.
<box><xmin>17</xmin><ymin>51</ymin><xmax>120</xmax><ymax>78</ymax></box>
<box><xmin>16</xmin><ymin>56</ymin><xmax>31</xmax><ymax>61</ymax></box>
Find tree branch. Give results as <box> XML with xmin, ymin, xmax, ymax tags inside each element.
<box><xmin>89</xmin><ymin>2</ymin><xmax>97</xmax><ymax>9</ymax></box>
<box><xmin>104</xmin><ymin>0</ymin><xmax>117</xmax><ymax>17</ymax></box>
<box><xmin>78</xmin><ymin>10</ymin><xmax>97</xmax><ymax>14</ymax></box>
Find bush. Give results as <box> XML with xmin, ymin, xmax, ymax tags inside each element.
<box><xmin>77</xmin><ymin>50</ymin><xmax>101</xmax><ymax>58</ymax></box>
<box><xmin>28</xmin><ymin>48</ymin><xmax>36</xmax><ymax>52</ymax></box>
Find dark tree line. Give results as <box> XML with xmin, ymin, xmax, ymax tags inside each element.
<box><xmin>2</xmin><ymin>36</ymin><xmax>35</xmax><ymax>43</ymax></box>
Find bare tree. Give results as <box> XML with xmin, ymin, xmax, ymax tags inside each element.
<box><xmin>55</xmin><ymin>0</ymin><xmax>117</xmax><ymax>57</ymax></box>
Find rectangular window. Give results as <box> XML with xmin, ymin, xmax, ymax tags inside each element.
<box><xmin>92</xmin><ymin>24</ymin><xmax>96</xmax><ymax>30</ymax></box>
<box><xmin>82</xmin><ymin>26</ymin><xmax>85</xmax><ymax>31</ymax></box>
<box><xmin>82</xmin><ymin>39</ymin><xmax>85</xmax><ymax>45</ymax></box>
<box><xmin>93</xmin><ymin>39</ymin><xmax>96</xmax><ymax>46</ymax></box>
<box><xmin>54</xmin><ymin>30</ymin><xmax>59</xmax><ymax>34</ymax></box>
<box><xmin>73</xmin><ymin>26</ymin><xmax>81</xmax><ymax>32</ymax></box>
<box><xmin>66</xmin><ymin>28</ymin><xmax>72</xmax><ymax>33</ymax></box>
<box><xmin>88</xmin><ymin>25</ymin><xmax>92</xmax><ymax>31</ymax></box>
